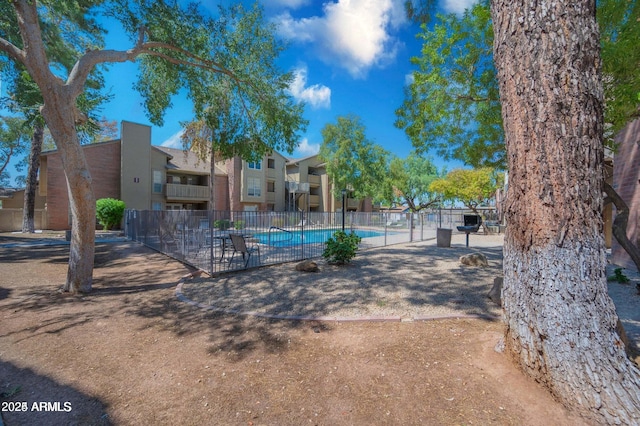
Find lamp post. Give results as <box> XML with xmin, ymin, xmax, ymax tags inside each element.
<box><xmin>341</xmin><ymin>189</ymin><xmax>347</xmax><ymax>232</ymax></box>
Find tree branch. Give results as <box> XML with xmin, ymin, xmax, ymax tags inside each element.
<box><xmin>603</xmin><ymin>181</ymin><xmax>640</xmax><ymax>271</ymax></box>
<box><xmin>0</xmin><ymin>37</ymin><xmax>26</xmax><ymax>65</ymax></box>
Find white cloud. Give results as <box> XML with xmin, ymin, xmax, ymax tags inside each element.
<box><xmin>442</xmin><ymin>0</ymin><xmax>478</xmax><ymax>15</ymax></box>
<box><xmin>274</xmin><ymin>0</ymin><xmax>406</xmax><ymax>78</ymax></box>
<box><xmin>267</xmin><ymin>0</ymin><xmax>310</xmax><ymax>8</ymax></box>
<box><xmin>160</xmin><ymin>130</ymin><xmax>184</xmax><ymax>149</ymax></box>
<box><xmin>295</xmin><ymin>138</ymin><xmax>320</xmax><ymax>156</ymax></box>
<box><xmin>288</xmin><ymin>66</ymin><xmax>331</xmax><ymax>109</ymax></box>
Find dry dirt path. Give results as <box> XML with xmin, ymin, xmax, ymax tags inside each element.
<box><xmin>0</xmin><ymin>233</ymin><xmax>635</xmax><ymax>425</ymax></box>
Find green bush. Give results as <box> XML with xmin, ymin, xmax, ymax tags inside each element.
<box><xmin>322</xmin><ymin>230</ymin><xmax>362</xmax><ymax>265</ymax></box>
<box><xmin>214</xmin><ymin>219</ymin><xmax>231</xmax><ymax>230</ymax></box>
<box><xmin>234</xmin><ymin>220</ymin><xmax>245</xmax><ymax>230</ymax></box>
<box><xmin>608</xmin><ymin>268</ymin><xmax>630</xmax><ymax>284</ymax></box>
<box><xmin>96</xmin><ymin>198</ymin><xmax>125</xmax><ymax>230</ymax></box>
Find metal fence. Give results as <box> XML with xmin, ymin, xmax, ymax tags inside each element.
<box><xmin>124</xmin><ymin>208</ymin><xmax>491</xmax><ymax>275</ymax></box>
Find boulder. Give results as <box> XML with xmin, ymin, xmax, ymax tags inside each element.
<box><xmin>488</xmin><ymin>276</ymin><xmax>503</xmax><ymax>306</ymax></box>
<box><xmin>459</xmin><ymin>252</ymin><xmax>489</xmax><ymax>267</ymax></box>
<box><xmin>295</xmin><ymin>260</ymin><xmax>319</xmax><ymax>272</ymax></box>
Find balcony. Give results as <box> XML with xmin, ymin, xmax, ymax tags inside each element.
<box><xmin>347</xmin><ymin>198</ymin><xmax>359</xmax><ymax>210</ymax></box>
<box><xmin>166</xmin><ymin>183</ymin><xmax>210</xmax><ymax>201</ymax></box>
<box><xmin>309</xmin><ymin>195</ymin><xmax>320</xmax><ymax>207</ymax></box>
<box><xmin>286</xmin><ymin>181</ymin><xmax>309</xmax><ymax>193</ymax></box>
<box><xmin>308</xmin><ymin>174</ymin><xmax>321</xmax><ymax>186</ymax></box>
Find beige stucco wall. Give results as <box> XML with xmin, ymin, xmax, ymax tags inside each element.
<box><xmin>149</xmin><ymin>148</ymin><xmax>168</xmax><ymax>209</ymax></box>
<box><xmin>269</xmin><ymin>152</ymin><xmax>287</xmax><ymax>211</ymax></box>
<box><xmin>120</xmin><ymin>121</ymin><xmax>152</xmax><ymax>210</ymax></box>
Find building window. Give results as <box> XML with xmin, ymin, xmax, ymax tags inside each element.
<box><xmin>152</xmin><ymin>202</ymin><xmax>163</xmax><ymax>211</ymax></box>
<box><xmin>267</xmin><ymin>181</ymin><xmax>275</xmax><ymax>192</ymax></box>
<box><xmin>268</xmin><ymin>158</ymin><xmax>275</xmax><ymax>169</ymax></box>
<box><xmin>153</xmin><ymin>170</ymin><xmax>163</xmax><ymax>193</ymax></box>
<box><xmin>247</xmin><ymin>177</ymin><xmax>261</xmax><ymax>197</ymax></box>
<box><xmin>248</xmin><ymin>160</ymin><xmax>262</xmax><ymax>170</ymax></box>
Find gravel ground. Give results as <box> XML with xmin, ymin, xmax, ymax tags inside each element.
<box><xmin>179</xmin><ymin>233</ymin><xmax>505</xmax><ymax>320</ymax></box>
<box><xmin>179</xmin><ymin>232</ymin><xmax>640</xmax><ymax>355</ymax></box>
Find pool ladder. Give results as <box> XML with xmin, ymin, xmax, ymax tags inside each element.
<box><xmin>268</xmin><ymin>226</ymin><xmax>293</xmax><ymax>246</ymax></box>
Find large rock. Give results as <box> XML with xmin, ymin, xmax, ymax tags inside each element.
<box><xmin>295</xmin><ymin>260</ymin><xmax>319</xmax><ymax>272</ymax></box>
<box><xmin>488</xmin><ymin>276</ymin><xmax>503</xmax><ymax>306</ymax></box>
<box><xmin>459</xmin><ymin>252</ymin><xmax>489</xmax><ymax>267</ymax></box>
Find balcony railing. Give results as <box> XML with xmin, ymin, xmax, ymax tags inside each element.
<box><xmin>309</xmin><ymin>194</ymin><xmax>320</xmax><ymax>206</ymax></box>
<box><xmin>166</xmin><ymin>183</ymin><xmax>210</xmax><ymax>201</ymax></box>
<box><xmin>308</xmin><ymin>175</ymin><xmax>321</xmax><ymax>185</ymax></box>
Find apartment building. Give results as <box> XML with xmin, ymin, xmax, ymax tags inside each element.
<box><xmin>2</xmin><ymin>120</ymin><xmax>377</xmax><ymax>231</ymax></box>
<box><xmin>285</xmin><ymin>154</ymin><xmax>375</xmax><ymax>213</ymax></box>
<box><xmin>35</xmin><ymin>121</ymin><xmax>293</xmax><ymax>230</ymax></box>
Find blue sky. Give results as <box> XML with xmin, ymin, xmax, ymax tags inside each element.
<box><xmin>98</xmin><ymin>0</ymin><xmax>476</xmax><ymax>160</ymax></box>
<box><xmin>5</xmin><ymin>0</ymin><xmax>477</xmax><ymax>184</ymax></box>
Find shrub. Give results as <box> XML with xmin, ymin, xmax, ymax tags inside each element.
<box><xmin>234</xmin><ymin>220</ymin><xmax>245</xmax><ymax>230</ymax></box>
<box><xmin>322</xmin><ymin>230</ymin><xmax>362</xmax><ymax>265</ymax></box>
<box><xmin>214</xmin><ymin>219</ymin><xmax>230</xmax><ymax>230</ymax></box>
<box><xmin>608</xmin><ymin>268</ymin><xmax>630</xmax><ymax>284</ymax></box>
<box><xmin>96</xmin><ymin>198</ymin><xmax>125</xmax><ymax>230</ymax></box>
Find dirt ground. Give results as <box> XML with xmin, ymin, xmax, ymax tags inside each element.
<box><xmin>0</xmin><ymin>237</ymin><xmax>594</xmax><ymax>425</ymax></box>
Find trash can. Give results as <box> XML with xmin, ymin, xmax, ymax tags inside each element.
<box><xmin>436</xmin><ymin>228</ymin><xmax>452</xmax><ymax>247</ymax></box>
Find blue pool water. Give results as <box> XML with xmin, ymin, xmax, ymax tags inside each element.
<box><xmin>254</xmin><ymin>229</ymin><xmax>388</xmax><ymax>247</ymax></box>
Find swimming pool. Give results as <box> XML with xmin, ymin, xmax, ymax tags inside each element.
<box><xmin>255</xmin><ymin>228</ymin><xmax>388</xmax><ymax>247</ymax></box>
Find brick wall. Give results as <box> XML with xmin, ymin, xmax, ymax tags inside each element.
<box><xmin>611</xmin><ymin>119</ymin><xmax>640</xmax><ymax>270</ymax></box>
<box><xmin>45</xmin><ymin>141</ymin><xmax>121</xmax><ymax>230</ymax></box>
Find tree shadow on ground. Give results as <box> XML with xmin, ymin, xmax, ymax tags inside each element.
<box><xmin>178</xmin><ymin>242</ymin><xmax>504</xmax><ymax>321</ymax></box>
<box><xmin>1</xmin><ymin>241</ymin><xmax>311</xmax><ymax>363</ymax></box>
<box><xmin>0</xmin><ymin>360</ymin><xmax>111</xmax><ymax>426</ymax></box>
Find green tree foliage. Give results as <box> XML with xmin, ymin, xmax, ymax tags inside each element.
<box><xmin>319</xmin><ymin>115</ymin><xmax>389</xmax><ymax>201</ymax></box>
<box><xmin>397</xmin><ymin>0</ymin><xmax>640</xmax><ymax>168</ymax></box>
<box><xmin>0</xmin><ymin>1</ymin><xmax>307</xmax><ymax>292</ymax></box>
<box><xmin>385</xmin><ymin>153</ymin><xmax>442</xmax><ymax>212</ymax></box>
<box><xmin>0</xmin><ymin>116</ymin><xmax>29</xmax><ymax>185</ymax></box>
<box><xmin>599</xmin><ymin>0</ymin><xmax>640</xmax><ymax>139</ymax></box>
<box><xmin>95</xmin><ymin>198</ymin><xmax>125</xmax><ymax>230</ymax></box>
<box><xmin>429</xmin><ymin>168</ymin><xmax>502</xmax><ymax>214</ymax></box>
<box><xmin>395</xmin><ymin>0</ymin><xmax>503</xmax><ymax>168</ymax></box>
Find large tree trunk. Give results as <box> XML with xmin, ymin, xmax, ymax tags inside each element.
<box><xmin>21</xmin><ymin>121</ymin><xmax>44</xmax><ymax>233</ymax></box>
<box><xmin>492</xmin><ymin>1</ymin><xmax>640</xmax><ymax>423</ymax></box>
<box><xmin>13</xmin><ymin>0</ymin><xmax>96</xmax><ymax>293</ymax></box>
<box><xmin>41</xmin><ymin>102</ymin><xmax>95</xmax><ymax>293</ymax></box>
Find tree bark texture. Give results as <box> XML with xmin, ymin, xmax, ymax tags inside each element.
<box><xmin>491</xmin><ymin>1</ymin><xmax>640</xmax><ymax>423</ymax></box>
<box><xmin>41</xmin><ymin>100</ymin><xmax>95</xmax><ymax>293</ymax></box>
<box><xmin>21</xmin><ymin>121</ymin><xmax>44</xmax><ymax>233</ymax></box>
<box><xmin>13</xmin><ymin>0</ymin><xmax>95</xmax><ymax>293</ymax></box>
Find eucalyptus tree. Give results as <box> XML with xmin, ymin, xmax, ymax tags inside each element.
<box><xmin>1</xmin><ymin>65</ymin><xmax>109</xmax><ymax>233</ymax></box>
<box><xmin>397</xmin><ymin>0</ymin><xmax>639</xmax><ymax>166</ymax></box>
<box><xmin>386</xmin><ymin>153</ymin><xmax>441</xmax><ymax>212</ymax></box>
<box><xmin>428</xmin><ymin>167</ymin><xmax>501</xmax><ymax>217</ymax></box>
<box><xmin>319</xmin><ymin>115</ymin><xmax>389</xmax><ymax>203</ymax></box>
<box><xmin>181</xmin><ymin>74</ymin><xmax>306</xmax><ymax>213</ymax></box>
<box><xmin>492</xmin><ymin>1</ymin><xmax>640</xmax><ymax>423</ymax></box>
<box><xmin>0</xmin><ymin>116</ymin><xmax>29</xmax><ymax>185</ymax></box>
<box><xmin>0</xmin><ymin>1</ymin><xmax>306</xmax><ymax>293</ymax></box>
<box><xmin>395</xmin><ymin>0</ymin><xmax>503</xmax><ymax>168</ymax></box>
<box><xmin>396</xmin><ymin>0</ymin><xmax>640</xmax><ymax>270</ymax></box>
